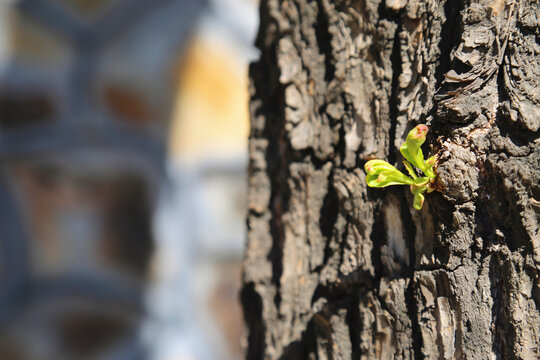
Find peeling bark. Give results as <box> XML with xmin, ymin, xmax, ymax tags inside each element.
<box><xmin>242</xmin><ymin>0</ymin><xmax>540</xmax><ymax>358</ymax></box>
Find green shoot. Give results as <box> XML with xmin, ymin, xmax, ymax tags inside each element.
<box><xmin>364</xmin><ymin>124</ymin><xmax>437</xmax><ymax>210</ymax></box>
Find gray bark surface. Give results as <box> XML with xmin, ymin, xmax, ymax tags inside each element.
<box><xmin>241</xmin><ymin>0</ymin><xmax>540</xmax><ymax>359</ymax></box>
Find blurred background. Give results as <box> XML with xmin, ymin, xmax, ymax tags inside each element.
<box><xmin>0</xmin><ymin>0</ymin><xmax>258</xmax><ymax>359</ymax></box>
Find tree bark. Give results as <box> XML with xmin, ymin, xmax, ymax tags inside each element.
<box><xmin>241</xmin><ymin>0</ymin><xmax>540</xmax><ymax>359</ymax></box>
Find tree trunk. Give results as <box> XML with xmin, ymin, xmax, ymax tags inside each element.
<box><xmin>241</xmin><ymin>0</ymin><xmax>540</xmax><ymax>358</ymax></box>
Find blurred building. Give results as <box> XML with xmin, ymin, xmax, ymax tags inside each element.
<box><xmin>0</xmin><ymin>0</ymin><xmax>206</xmax><ymax>359</ymax></box>
<box><xmin>146</xmin><ymin>0</ymin><xmax>258</xmax><ymax>359</ymax></box>
<box><xmin>0</xmin><ymin>0</ymin><xmax>258</xmax><ymax>359</ymax></box>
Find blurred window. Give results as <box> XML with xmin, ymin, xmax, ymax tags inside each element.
<box><xmin>0</xmin><ymin>92</ymin><xmax>56</xmax><ymax>129</ymax></box>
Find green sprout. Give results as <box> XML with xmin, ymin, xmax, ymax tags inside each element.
<box><xmin>364</xmin><ymin>125</ymin><xmax>436</xmax><ymax>210</ymax></box>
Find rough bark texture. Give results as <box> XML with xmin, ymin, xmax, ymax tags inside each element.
<box><xmin>242</xmin><ymin>0</ymin><xmax>540</xmax><ymax>359</ymax></box>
